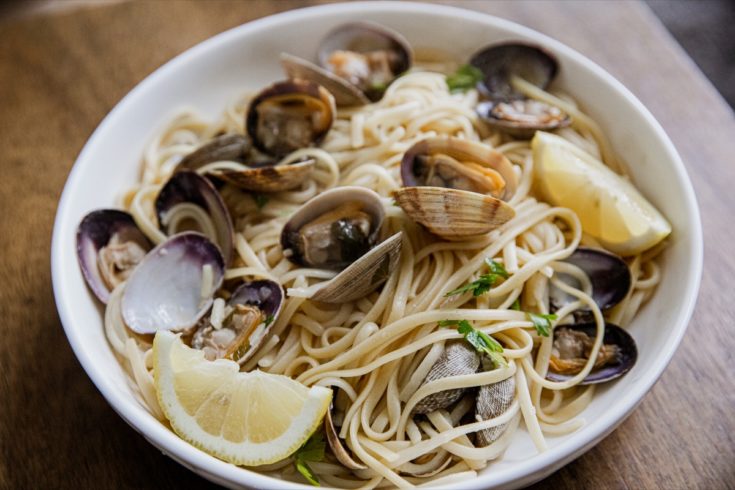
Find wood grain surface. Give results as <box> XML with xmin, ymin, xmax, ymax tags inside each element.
<box><xmin>1</xmin><ymin>1</ymin><xmax>733</xmax><ymax>489</ymax></box>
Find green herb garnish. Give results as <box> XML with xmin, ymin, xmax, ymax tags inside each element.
<box><xmin>254</xmin><ymin>194</ymin><xmax>268</xmax><ymax>209</ymax></box>
<box><xmin>527</xmin><ymin>312</ymin><xmax>557</xmax><ymax>337</ymax></box>
<box><xmin>445</xmin><ymin>259</ymin><xmax>510</xmax><ymax>297</ymax></box>
<box><xmin>439</xmin><ymin>319</ymin><xmax>507</xmax><ymax>367</ymax></box>
<box><xmin>446</xmin><ymin>64</ymin><xmax>484</xmax><ymax>93</ymax></box>
<box><xmin>510</xmin><ymin>299</ymin><xmax>521</xmax><ymax>311</ymax></box>
<box><xmin>264</xmin><ymin>314</ymin><xmax>274</xmax><ymax>327</ymax></box>
<box><xmin>294</xmin><ymin>429</ymin><xmax>325</xmax><ymax>486</ymax></box>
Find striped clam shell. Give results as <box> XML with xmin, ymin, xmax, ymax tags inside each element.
<box><xmin>413</xmin><ymin>341</ymin><xmax>480</xmax><ymax>415</ymax></box>
<box><xmin>475</xmin><ymin>359</ymin><xmax>516</xmax><ymax>447</ymax></box>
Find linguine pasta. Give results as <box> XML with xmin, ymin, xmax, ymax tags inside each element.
<box><xmin>104</xmin><ymin>69</ymin><xmax>662</xmax><ymax>488</ymax></box>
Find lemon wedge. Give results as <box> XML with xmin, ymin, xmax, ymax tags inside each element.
<box><xmin>532</xmin><ymin>131</ymin><xmax>671</xmax><ymax>255</ymax></box>
<box><xmin>153</xmin><ymin>330</ymin><xmax>331</xmax><ymax>466</ymax></box>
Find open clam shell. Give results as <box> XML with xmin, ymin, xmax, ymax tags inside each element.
<box><xmin>392</xmin><ymin>187</ymin><xmax>515</xmax><ymax>241</ymax></box>
<box><xmin>192</xmin><ymin>279</ymin><xmax>284</xmax><ymax>363</ymax></box>
<box><xmin>121</xmin><ymin>232</ymin><xmax>225</xmax><ymax>334</ymax></box>
<box><xmin>325</xmin><ymin>409</ymin><xmax>367</xmax><ymax>470</ymax></box>
<box><xmin>550</xmin><ymin>247</ymin><xmax>632</xmax><ymax>316</ymax></box>
<box><xmin>318</xmin><ymin>21</ymin><xmax>413</xmax><ymax>102</ymax></box>
<box><xmin>176</xmin><ymin>134</ymin><xmax>251</xmax><ymax>171</ymax></box>
<box><xmin>155</xmin><ymin>170</ymin><xmax>234</xmax><ymax>264</ymax></box>
<box><xmin>217</xmin><ymin>157</ymin><xmax>315</xmax><ymax>193</ymax></box>
<box><xmin>246</xmin><ymin>79</ymin><xmax>335</xmax><ymax>159</ymax></box>
<box><xmin>280</xmin><ymin>53</ymin><xmax>369</xmax><ymax>107</ymax></box>
<box><xmin>401</xmin><ymin>137</ymin><xmax>518</xmax><ymax>200</ymax></box>
<box><xmin>76</xmin><ymin>209</ymin><xmax>152</xmax><ymax>304</ymax></box>
<box><xmin>476</xmin><ymin>99</ymin><xmax>571</xmax><ymax>138</ymax></box>
<box><xmin>469</xmin><ymin>42</ymin><xmax>558</xmax><ymax>101</ymax></box>
<box><xmin>312</xmin><ymin>231</ymin><xmax>402</xmax><ymax>304</ymax></box>
<box><xmin>546</xmin><ymin>322</ymin><xmax>637</xmax><ymax>385</ymax></box>
<box><xmin>281</xmin><ymin>186</ymin><xmax>385</xmax><ymax>270</ymax></box>
<box><xmin>413</xmin><ymin>341</ymin><xmax>480</xmax><ymax>414</ymax></box>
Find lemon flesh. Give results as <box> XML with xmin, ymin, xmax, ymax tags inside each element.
<box><xmin>532</xmin><ymin>131</ymin><xmax>671</xmax><ymax>255</ymax></box>
<box><xmin>153</xmin><ymin>330</ymin><xmax>331</xmax><ymax>466</ymax></box>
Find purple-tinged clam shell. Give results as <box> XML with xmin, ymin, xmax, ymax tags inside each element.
<box><xmin>121</xmin><ymin>232</ymin><xmax>225</xmax><ymax>334</ymax></box>
<box><xmin>246</xmin><ymin>79</ymin><xmax>335</xmax><ymax>159</ymax></box>
<box><xmin>469</xmin><ymin>42</ymin><xmax>558</xmax><ymax>102</ymax></box>
<box><xmin>191</xmin><ymin>279</ymin><xmax>284</xmax><ymax>363</ymax></box>
<box><xmin>550</xmin><ymin>247</ymin><xmax>632</xmax><ymax>317</ymax></box>
<box><xmin>76</xmin><ymin>209</ymin><xmax>152</xmax><ymax>304</ymax></box>
<box><xmin>546</xmin><ymin>322</ymin><xmax>637</xmax><ymax>385</ymax></box>
<box><xmin>229</xmin><ymin>279</ymin><xmax>284</xmax><ymax>320</ymax></box>
<box><xmin>155</xmin><ymin>170</ymin><xmax>234</xmax><ymax>264</ymax></box>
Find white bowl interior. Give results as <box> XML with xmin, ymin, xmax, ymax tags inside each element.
<box><xmin>52</xmin><ymin>2</ymin><xmax>702</xmax><ymax>489</ymax></box>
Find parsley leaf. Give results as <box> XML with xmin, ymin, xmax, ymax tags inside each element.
<box><xmin>527</xmin><ymin>312</ymin><xmax>557</xmax><ymax>337</ymax></box>
<box><xmin>440</xmin><ymin>319</ymin><xmax>507</xmax><ymax>367</ymax></box>
<box><xmin>510</xmin><ymin>299</ymin><xmax>521</xmax><ymax>311</ymax></box>
<box><xmin>446</xmin><ymin>64</ymin><xmax>484</xmax><ymax>93</ymax></box>
<box><xmin>264</xmin><ymin>314</ymin><xmax>274</xmax><ymax>327</ymax></box>
<box><xmin>445</xmin><ymin>259</ymin><xmax>510</xmax><ymax>297</ymax></box>
<box><xmin>485</xmin><ymin>258</ymin><xmax>509</xmax><ymax>278</ymax></box>
<box><xmin>293</xmin><ymin>430</ymin><xmax>325</xmax><ymax>486</ymax></box>
<box><xmin>254</xmin><ymin>194</ymin><xmax>268</xmax><ymax>209</ymax></box>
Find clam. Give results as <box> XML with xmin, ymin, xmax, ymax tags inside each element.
<box><xmin>546</xmin><ymin>322</ymin><xmax>637</xmax><ymax>384</ymax></box>
<box><xmin>475</xmin><ymin>358</ymin><xmax>516</xmax><ymax>447</ymax></box>
<box><xmin>324</xmin><ymin>407</ymin><xmax>367</xmax><ymax>470</ymax></box>
<box><xmin>393</xmin><ymin>137</ymin><xmax>517</xmax><ymax>240</ymax></box>
<box><xmin>155</xmin><ymin>170</ymin><xmax>234</xmax><ymax>264</ymax></box>
<box><xmin>192</xmin><ymin>279</ymin><xmax>284</xmax><ymax>362</ymax></box>
<box><xmin>121</xmin><ymin>232</ymin><xmax>225</xmax><ymax>334</ymax></box>
<box><xmin>281</xmin><ymin>186</ymin><xmax>402</xmax><ymax>303</ymax></box>
<box><xmin>470</xmin><ymin>43</ymin><xmax>570</xmax><ymax>135</ymax></box>
<box><xmin>281</xmin><ymin>21</ymin><xmax>412</xmax><ymax>106</ymax></box>
<box><xmin>76</xmin><ymin>209</ymin><xmax>152</xmax><ymax>304</ymax></box>
<box><xmin>217</xmin><ymin>158</ymin><xmax>316</xmax><ymax>193</ymax></box>
<box><xmin>413</xmin><ymin>341</ymin><xmax>480</xmax><ymax>415</ymax></box>
<box><xmin>549</xmin><ymin>247</ymin><xmax>632</xmax><ymax>319</ymax></box>
<box><xmin>176</xmin><ymin>134</ymin><xmax>252</xmax><ymax>171</ymax></box>
<box><xmin>246</xmin><ymin>79</ymin><xmax>335</xmax><ymax>159</ymax></box>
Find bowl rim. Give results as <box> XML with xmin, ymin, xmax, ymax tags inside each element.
<box><xmin>51</xmin><ymin>2</ymin><xmax>703</xmax><ymax>489</ymax></box>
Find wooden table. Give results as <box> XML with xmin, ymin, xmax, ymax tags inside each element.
<box><xmin>1</xmin><ymin>1</ymin><xmax>733</xmax><ymax>488</ymax></box>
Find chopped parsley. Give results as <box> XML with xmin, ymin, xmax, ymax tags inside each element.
<box><xmin>445</xmin><ymin>259</ymin><xmax>510</xmax><ymax>297</ymax></box>
<box><xmin>439</xmin><ymin>319</ymin><xmax>507</xmax><ymax>367</ymax></box>
<box><xmin>254</xmin><ymin>194</ymin><xmax>268</xmax><ymax>209</ymax></box>
<box><xmin>264</xmin><ymin>314</ymin><xmax>275</xmax><ymax>327</ymax></box>
<box><xmin>294</xmin><ymin>429</ymin><xmax>325</xmax><ymax>486</ymax></box>
<box><xmin>446</xmin><ymin>64</ymin><xmax>484</xmax><ymax>93</ymax></box>
<box><xmin>527</xmin><ymin>312</ymin><xmax>557</xmax><ymax>337</ymax></box>
<box><xmin>510</xmin><ymin>299</ymin><xmax>521</xmax><ymax>311</ymax></box>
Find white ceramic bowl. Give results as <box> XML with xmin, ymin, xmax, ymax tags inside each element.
<box><xmin>51</xmin><ymin>2</ymin><xmax>702</xmax><ymax>489</ymax></box>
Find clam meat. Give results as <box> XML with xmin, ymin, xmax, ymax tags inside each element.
<box><xmin>192</xmin><ymin>279</ymin><xmax>284</xmax><ymax>362</ymax></box>
<box><xmin>281</xmin><ymin>186</ymin><xmax>402</xmax><ymax>303</ymax></box>
<box><xmin>394</xmin><ymin>137</ymin><xmax>517</xmax><ymax>240</ymax></box>
<box><xmin>546</xmin><ymin>322</ymin><xmax>637</xmax><ymax>384</ymax></box>
<box><xmin>470</xmin><ymin>42</ymin><xmax>570</xmax><ymax>135</ymax></box>
<box><xmin>246</xmin><ymin>79</ymin><xmax>335</xmax><ymax>159</ymax></box>
<box><xmin>281</xmin><ymin>22</ymin><xmax>412</xmax><ymax>106</ymax></box>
